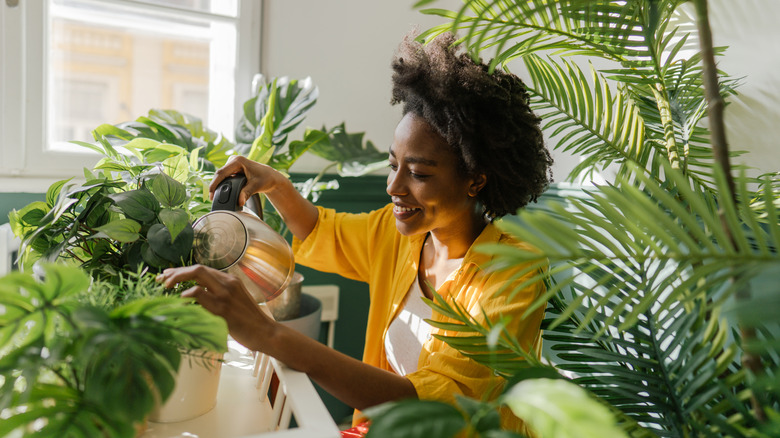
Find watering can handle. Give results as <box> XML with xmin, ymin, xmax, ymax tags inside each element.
<box><xmin>211</xmin><ymin>173</ymin><xmax>264</xmax><ymax>220</ymax></box>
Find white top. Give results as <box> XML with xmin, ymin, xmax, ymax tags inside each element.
<box><xmin>384</xmin><ymin>277</ymin><xmax>433</xmax><ymax>376</ymax></box>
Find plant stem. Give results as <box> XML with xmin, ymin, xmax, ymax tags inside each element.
<box><xmin>65</xmin><ymin>249</ymin><xmax>86</xmax><ymax>264</ymax></box>
<box><xmin>692</xmin><ymin>0</ymin><xmax>766</xmax><ymax>423</ymax></box>
<box><xmin>651</xmin><ymin>83</ymin><xmax>682</xmax><ymax>171</ymax></box>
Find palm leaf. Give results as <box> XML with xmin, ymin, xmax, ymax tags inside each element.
<box><xmin>522</xmin><ymin>54</ymin><xmax>647</xmax><ymax>183</ymax></box>
<box><xmin>482</xmin><ymin>162</ymin><xmax>779</xmax><ymax>333</ymax></box>
<box><xmin>423</xmin><ymin>290</ymin><xmax>546</xmax><ymax>377</ymax></box>
<box><xmin>418</xmin><ymin>1</ymin><xmax>687</xmax><ymax>70</ymax></box>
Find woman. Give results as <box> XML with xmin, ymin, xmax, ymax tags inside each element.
<box><xmin>157</xmin><ymin>32</ymin><xmax>553</xmax><ymax>432</ymax></box>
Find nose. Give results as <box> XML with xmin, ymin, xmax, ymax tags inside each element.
<box><xmin>386</xmin><ymin>169</ymin><xmax>406</xmax><ymax>197</ymax></box>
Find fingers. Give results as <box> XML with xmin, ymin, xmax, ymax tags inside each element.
<box><xmin>208</xmin><ymin>155</ymin><xmax>247</xmax><ymax>199</ymax></box>
<box><xmin>156</xmin><ymin>264</ymin><xmax>230</xmax><ymax>295</ymax></box>
<box><xmin>180</xmin><ymin>284</ymin><xmax>226</xmax><ymax>316</ymax></box>
<box><xmin>208</xmin><ymin>156</ymin><xmax>275</xmax><ymax>208</ymax></box>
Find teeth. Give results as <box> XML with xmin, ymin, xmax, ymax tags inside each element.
<box><xmin>394</xmin><ymin>206</ymin><xmax>418</xmax><ymax>213</ymax></box>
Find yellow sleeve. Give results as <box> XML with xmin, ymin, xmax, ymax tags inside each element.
<box><xmin>292</xmin><ymin>205</ymin><xmax>395</xmax><ymax>283</ymax></box>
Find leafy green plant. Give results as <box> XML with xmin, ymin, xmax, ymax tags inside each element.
<box><xmin>363</xmin><ymin>1</ymin><xmax>779</xmax><ymax>437</ymax></box>
<box><xmin>9</xmin><ymin>75</ymin><xmax>387</xmax><ymax>278</ymax></box>
<box><xmin>0</xmin><ymin>264</ymin><xmax>228</xmax><ymax>437</ymax></box>
<box><xmin>234</xmin><ymin>74</ymin><xmax>387</xmax><ymax>235</ymax></box>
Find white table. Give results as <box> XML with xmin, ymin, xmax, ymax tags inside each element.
<box><xmin>141</xmin><ymin>340</ymin><xmax>340</xmax><ymax>438</ymax></box>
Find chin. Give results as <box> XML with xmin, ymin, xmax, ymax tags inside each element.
<box><xmin>394</xmin><ymin>220</ymin><xmax>426</xmax><ymax>237</ymax></box>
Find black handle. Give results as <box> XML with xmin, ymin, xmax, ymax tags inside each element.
<box><xmin>211</xmin><ymin>173</ymin><xmax>264</xmax><ymax>220</ymax></box>
<box><xmin>211</xmin><ymin>174</ymin><xmax>247</xmax><ymax>212</ymax></box>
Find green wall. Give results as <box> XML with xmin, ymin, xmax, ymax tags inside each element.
<box><xmin>1</xmin><ymin>193</ymin><xmax>46</xmax><ymax>225</ymax></box>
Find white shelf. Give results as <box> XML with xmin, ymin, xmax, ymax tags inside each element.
<box><xmin>141</xmin><ymin>339</ymin><xmax>340</xmax><ymax>438</ymax></box>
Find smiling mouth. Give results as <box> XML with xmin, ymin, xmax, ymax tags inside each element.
<box><xmin>393</xmin><ymin>205</ymin><xmax>420</xmax><ymax>218</ymax></box>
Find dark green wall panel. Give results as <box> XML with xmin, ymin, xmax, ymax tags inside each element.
<box><xmin>1</xmin><ymin>193</ymin><xmax>46</xmax><ymax>224</ymax></box>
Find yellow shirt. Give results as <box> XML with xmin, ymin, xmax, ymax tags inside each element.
<box><xmin>292</xmin><ymin>204</ymin><xmax>546</xmax><ymax>431</ymax></box>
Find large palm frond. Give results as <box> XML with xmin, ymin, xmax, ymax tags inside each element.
<box><xmin>417</xmin><ymin>0</ymin><xmax>684</xmax><ymax>71</ymax></box>
<box><xmin>522</xmin><ymin>53</ymin><xmax>649</xmax><ymax>183</ymax></box>
<box><xmin>542</xmin><ymin>283</ymin><xmax>761</xmax><ymax>437</ymax></box>
<box><xmin>480</xmin><ymin>162</ymin><xmax>779</xmax><ymax>333</ymax></box>
<box><xmin>419</xmin><ymin>1</ymin><xmax>748</xmax><ymax>196</ymax></box>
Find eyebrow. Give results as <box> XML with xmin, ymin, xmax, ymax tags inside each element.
<box><xmin>389</xmin><ymin>148</ymin><xmax>438</xmax><ymax>166</ymax></box>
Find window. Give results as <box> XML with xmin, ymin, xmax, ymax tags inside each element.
<box><xmin>0</xmin><ymin>0</ymin><xmax>260</xmax><ymax>191</ymax></box>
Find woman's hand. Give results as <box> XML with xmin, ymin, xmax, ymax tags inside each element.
<box><xmin>209</xmin><ymin>156</ymin><xmax>320</xmax><ymax>241</ymax></box>
<box><xmin>157</xmin><ymin>265</ymin><xmax>418</xmax><ymax>410</ymax></box>
<box><xmin>156</xmin><ymin>264</ymin><xmax>275</xmax><ymax>352</ymax></box>
<box><xmin>209</xmin><ymin>156</ymin><xmax>283</xmax><ymax>208</ymax></box>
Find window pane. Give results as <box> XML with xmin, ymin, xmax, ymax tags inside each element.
<box><xmin>132</xmin><ymin>0</ymin><xmax>238</xmax><ymax>16</ymax></box>
<box><xmin>48</xmin><ymin>0</ymin><xmax>237</xmax><ymax>151</ymax></box>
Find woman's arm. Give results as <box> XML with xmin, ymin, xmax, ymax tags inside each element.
<box><xmin>209</xmin><ymin>155</ymin><xmax>319</xmax><ymax>241</ymax></box>
<box><xmin>157</xmin><ymin>264</ymin><xmax>417</xmax><ymax>410</ymax></box>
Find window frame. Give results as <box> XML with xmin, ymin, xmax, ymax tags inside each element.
<box><xmin>0</xmin><ymin>0</ymin><xmax>261</xmax><ymax>192</ymax></box>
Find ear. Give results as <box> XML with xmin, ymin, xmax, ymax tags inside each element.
<box><xmin>467</xmin><ymin>174</ymin><xmax>487</xmax><ymax>198</ymax></box>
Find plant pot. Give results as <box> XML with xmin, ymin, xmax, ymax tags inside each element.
<box><xmin>278</xmin><ymin>292</ymin><xmax>322</xmax><ymax>340</ymax></box>
<box><xmin>267</xmin><ymin>271</ymin><xmax>304</xmax><ymax>321</ymax></box>
<box><xmin>148</xmin><ymin>351</ymin><xmax>223</xmax><ymax>423</ymax></box>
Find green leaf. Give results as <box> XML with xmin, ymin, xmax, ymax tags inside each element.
<box><xmin>9</xmin><ymin>201</ymin><xmax>49</xmax><ymax>236</ymax></box>
<box><xmin>364</xmin><ymin>400</ymin><xmax>465</xmax><ymax>438</ymax></box>
<box><xmin>246</xmin><ymin>78</ymin><xmax>278</xmax><ymax>164</ymax></box>
<box><xmin>147</xmin><ymin>172</ymin><xmax>187</xmax><ymax>208</ymax></box>
<box><xmin>95</xmin><ymin>219</ymin><xmax>142</xmax><ymax>243</ymax></box>
<box><xmin>46</xmin><ymin>178</ymin><xmax>73</xmax><ymax>208</ymax></box>
<box><xmin>113</xmin><ymin>296</ymin><xmax>228</xmax><ymax>353</ymax></box>
<box><xmin>503</xmin><ymin>378</ymin><xmax>627</xmax><ymax>438</ymax></box>
<box><xmin>158</xmin><ymin>208</ymin><xmax>189</xmax><ymax>241</ymax></box>
<box><xmin>144</xmin><ymin>142</ymin><xmax>188</xmax><ymax>163</ymax></box>
<box><xmin>236</xmin><ymin>74</ymin><xmax>318</xmax><ymax>150</ymax></box>
<box><xmin>108</xmin><ymin>188</ymin><xmax>160</xmax><ymax>223</ymax></box>
<box><xmin>146</xmin><ymin>223</ymin><xmax>193</xmax><ymax>264</ymax></box>
<box><xmin>271</xmin><ymin>128</ymin><xmax>329</xmax><ymax>171</ymax></box>
<box><xmin>308</xmin><ymin>123</ymin><xmax>388</xmax><ymax>177</ymax></box>
<box><xmin>162</xmin><ymin>154</ymin><xmax>190</xmax><ymax>182</ymax></box>
<box><xmin>93</xmin><ymin>157</ymin><xmax>134</xmax><ymax>173</ymax></box>
<box><xmin>455</xmin><ymin>394</ymin><xmax>501</xmax><ymax>433</ymax></box>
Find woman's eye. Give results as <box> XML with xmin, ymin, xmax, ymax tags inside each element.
<box><xmin>388</xmin><ymin>163</ymin><xmax>398</xmax><ymax>171</ymax></box>
<box><xmin>410</xmin><ymin>172</ymin><xmax>430</xmax><ymax>180</ymax></box>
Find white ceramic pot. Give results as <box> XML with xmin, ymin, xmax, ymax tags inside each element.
<box><xmin>148</xmin><ymin>352</ymin><xmax>223</xmax><ymax>423</ymax></box>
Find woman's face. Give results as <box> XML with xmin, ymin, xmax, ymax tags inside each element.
<box><xmin>386</xmin><ymin>113</ymin><xmax>484</xmax><ymax>238</ymax></box>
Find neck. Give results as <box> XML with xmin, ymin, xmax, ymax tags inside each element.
<box><xmin>426</xmin><ymin>214</ymin><xmax>488</xmax><ymax>261</ymax></box>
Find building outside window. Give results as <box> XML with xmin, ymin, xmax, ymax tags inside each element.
<box><xmin>0</xmin><ymin>0</ymin><xmax>260</xmax><ymax>190</ymax></box>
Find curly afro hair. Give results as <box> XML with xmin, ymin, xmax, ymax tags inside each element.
<box><xmin>390</xmin><ymin>32</ymin><xmax>553</xmax><ymax>218</ymax></box>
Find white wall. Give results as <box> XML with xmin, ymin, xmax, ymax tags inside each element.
<box><xmin>260</xmin><ymin>0</ymin><xmax>779</xmax><ymax>182</ymax></box>
<box><xmin>259</xmin><ymin>0</ymin><xmax>581</xmax><ymax>179</ymax></box>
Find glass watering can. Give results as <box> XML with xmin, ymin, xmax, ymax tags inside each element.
<box><xmin>191</xmin><ymin>173</ymin><xmax>295</xmax><ymax>303</ymax></box>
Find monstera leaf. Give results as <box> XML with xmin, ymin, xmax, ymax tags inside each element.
<box><xmin>235</xmin><ymin>74</ymin><xmax>319</xmax><ymax>155</ymax></box>
<box><xmin>307</xmin><ymin>123</ymin><xmax>389</xmax><ymax>177</ymax></box>
<box><xmin>0</xmin><ymin>266</ymin><xmax>228</xmax><ymax>438</ymax></box>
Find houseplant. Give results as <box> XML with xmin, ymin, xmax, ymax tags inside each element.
<box><xmin>3</xmin><ymin>71</ymin><xmax>386</xmax><ymax>434</ymax></box>
<box><xmin>364</xmin><ymin>1</ymin><xmax>779</xmax><ymax>437</ymax></box>
<box><xmin>0</xmin><ymin>264</ymin><xmax>228</xmax><ymax>437</ymax></box>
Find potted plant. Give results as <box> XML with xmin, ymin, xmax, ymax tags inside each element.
<box><xmin>363</xmin><ymin>1</ymin><xmax>779</xmax><ymax>437</ymax></box>
<box><xmin>0</xmin><ymin>264</ymin><xmax>229</xmax><ymax>437</ymax></box>
<box><xmin>3</xmin><ymin>73</ymin><xmax>387</xmax><ymax>434</ymax></box>
<box><xmin>9</xmin><ymin>74</ymin><xmax>386</xmax><ymax>313</ymax></box>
